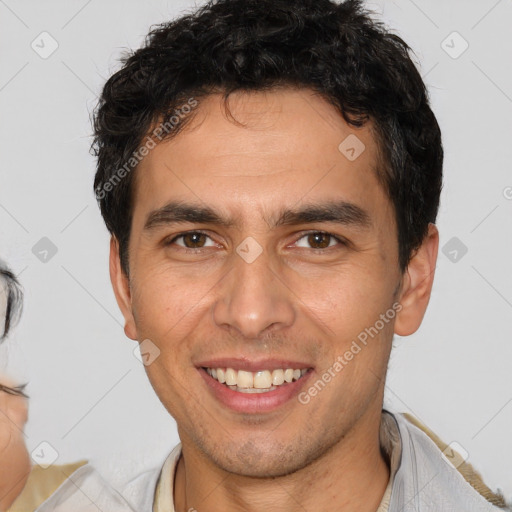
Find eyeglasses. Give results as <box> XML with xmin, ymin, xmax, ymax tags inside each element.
<box><xmin>0</xmin><ymin>382</ymin><xmax>29</xmax><ymax>399</ymax></box>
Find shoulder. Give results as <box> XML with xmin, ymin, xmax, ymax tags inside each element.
<box><xmin>119</xmin><ymin>464</ymin><xmax>163</xmax><ymax>512</ymax></box>
<box><xmin>386</xmin><ymin>410</ymin><xmax>510</xmax><ymax>511</ymax></box>
<box><xmin>20</xmin><ymin>445</ymin><xmax>180</xmax><ymax>512</ymax></box>
<box><xmin>29</xmin><ymin>462</ymin><xmax>147</xmax><ymax>512</ymax></box>
<box><xmin>122</xmin><ymin>443</ymin><xmax>183</xmax><ymax>511</ymax></box>
<box><xmin>9</xmin><ymin>461</ymin><xmax>88</xmax><ymax>512</ymax></box>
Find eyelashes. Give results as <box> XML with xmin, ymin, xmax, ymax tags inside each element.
<box><xmin>0</xmin><ymin>382</ymin><xmax>29</xmax><ymax>399</ymax></box>
<box><xmin>166</xmin><ymin>231</ymin><xmax>216</xmax><ymax>251</ymax></box>
<box><xmin>165</xmin><ymin>230</ymin><xmax>347</xmax><ymax>252</ymax></box>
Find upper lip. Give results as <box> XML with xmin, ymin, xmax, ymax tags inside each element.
<box><xmin>196</xmin><ymin>358</ymin><xmax>313</xmax><ymax>372</ymax></box>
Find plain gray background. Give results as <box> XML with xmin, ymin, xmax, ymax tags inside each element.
<box><xmin>1</xmin><ymin>0</ymin><xmax>511</xmax><ymax>501</ymax></box>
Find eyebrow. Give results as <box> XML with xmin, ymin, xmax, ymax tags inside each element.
<box><xmin>144</xmin><ymin>199</ymin><xmax>372</xmax><ymax>231</ymax></box>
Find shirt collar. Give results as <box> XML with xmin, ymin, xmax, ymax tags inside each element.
<box><xmin>153</xmin><ymin>409</ymin><xmax>402</xmax><ymax>512</ymax></box>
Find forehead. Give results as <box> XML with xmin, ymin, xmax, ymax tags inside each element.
<box><xmin>132</xmin><ymin>88</ymin><xmax>390</xmax><ymax>227</ymax></box>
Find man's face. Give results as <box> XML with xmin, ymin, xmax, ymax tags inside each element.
<box><xmin>115</xmin><ymin>88</ymin><xmax>405</xmax><ymax>477</ymax></box>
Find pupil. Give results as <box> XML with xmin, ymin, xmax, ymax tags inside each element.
<box><xmin>310</xmin><ymin>233</ymin><xmax>329</xmax><ymax>249</ymax></box>
<box><xmin>185</xmin><ymin>233</ymin><xmax>205</xmax><ymax>248</ymax></box>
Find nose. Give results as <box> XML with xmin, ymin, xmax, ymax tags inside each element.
<box><xmin>212</xmin><ymin>243</ymin><xmax>296</xmax><ymax>340</ymax></box>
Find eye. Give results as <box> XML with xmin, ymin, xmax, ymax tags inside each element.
<box><xmin>164</xmin><ymin>230</ymin><xmax>347</xmax><ymax>253</ymax></box>
<box><xmin>294</xmin><ymin>231</ymin><xmax>346</xmax><ymax>250</ymax></box>
<box><xmin>0</xmin><ymin>382</ymin><xmax>29</xmax><ymax>398</ymax></box>
<box><xmin>166</xmin><ymin>231</ymin><xmax>217</xmax><ymax>250</ymax></box>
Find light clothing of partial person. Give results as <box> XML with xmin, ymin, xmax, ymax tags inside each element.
<box><xmin>12</xmin><ymin>409</ymin><xmax>508</xmax><ymax>512</ymax></box>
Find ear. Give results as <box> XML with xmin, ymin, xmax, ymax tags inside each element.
<box><xmin>109</xmin><ymin>236</ymin><xmax>138</xmax><ymax>340</ymax></box>
<box><xmin>394</xmin><ymin>223</ymin><xmax>439</xmax><ymax>336</ymax></box>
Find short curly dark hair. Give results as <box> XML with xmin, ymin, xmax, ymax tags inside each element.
<box><xmin>0</xmin><ymin>262</ymin><xmax>28</xmax><ymax>398</ymax></box>
<box><xmin>0</xmin><ymin>263</ymin><xmax>23</xmax><ymax>343</ymax></box>
<box><xmin>92</xmin><ymin>0</ymin><xmax>443</xmax><ymax>275</ymax></box>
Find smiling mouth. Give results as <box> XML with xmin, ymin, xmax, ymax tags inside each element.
<box><xmin>203</xmin><ymin>367</ymin><xmax>310</xmax><ymax>393</ymax></box>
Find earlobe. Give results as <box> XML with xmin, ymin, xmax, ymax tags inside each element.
<box><xmin>109</xmin><ymin>237</ymin><xmax>138</xmax><ymax>340</ymax></box>
<box><xmin>394</xmin><ymin>223</ymin><xmax>439</xmax><ymax>336</ymax></box>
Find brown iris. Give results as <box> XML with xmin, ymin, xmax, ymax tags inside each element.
<box><xmin>307</xmin><ymin>232</ymin><xmax>332</xmax><ymax>249</ymax></box>
<box><xmin>181</xmin><ymin>232</ymin><xmax>208</xmax><ymax>248</ymax></box>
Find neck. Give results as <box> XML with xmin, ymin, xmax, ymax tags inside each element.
<box><xmin>174</xmin><ymin>407</ymin><xmax>390</xmax><ymax>512</ymax></box>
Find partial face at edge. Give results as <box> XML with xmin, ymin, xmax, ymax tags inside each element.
<box><xmin>110</xmin><ymin>88</ymin><xmax>433</xmax><ymax>477</ymax></box>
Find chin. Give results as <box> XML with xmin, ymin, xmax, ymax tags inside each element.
<box><xmin>204</xmin><ymin>437</ymin><xmax>324</xmax><ymax>479</ymax></box>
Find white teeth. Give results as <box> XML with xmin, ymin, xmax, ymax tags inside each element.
<box><xmin>205</xmin><ymin>366</ymin><xmax>308</xmax><ymax>391</ymax></box>
<box><xmin>225</xmin><ymin>368</ymin><xmax>237</xmax><ymax>386</ymax></box>
<box><xmin>254</xmin><ymin>370</ymin><xmax>272</xmax><ymax>389</ymax></box>
<box><xmin>284</xmin><ymin>369</ymin><xmax>294</xmax><ymax>383</ymax></box>
<box><xmin>272</xmin><ymin>369</ymin><xmax>285</xmax><ymax>385</ymax></box>
<box><xmin>237</xmin><ymin>370</ymin><xmax>253</xmax><ymax>388</ymax></box>
<box><xmin>228</xmin><ymin>385</ymin><xmax>278</xmax><ymax>393</ymax></box>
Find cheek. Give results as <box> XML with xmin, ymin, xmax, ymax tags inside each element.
<box><xmin>10</xmin><ymin>398</ymin><xmax>28</xmax><ymax>427</ymax></box>
<box><xmin>132</xmin><ymin>273</ymin><xmax>198</xmax><ymax>332</ymax></box>
<box><xmin>294</xmin><ymin>265</ymin><xmax>395</xmax><ymax>338</ymax></box>
<box><xmin>130</xmin><ymin>271</ymin><xmax>213</xmax><ymax>373</ymax></box>
<box><xmin>0</xmin><ymin>413</ymin><xmax>30</xmax><ymax>492</ymax></box>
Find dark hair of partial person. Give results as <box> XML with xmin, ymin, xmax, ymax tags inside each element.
<box><xmin>0</xmin><ymin>266</ymin><xmax>23</xmax><ymax>342</ymax></box>
<box><xmin>0</xmin><ymin>265</ymin><xmax>28</xmax><ymax>399</ymax></box>
<box><xmin>92</xmin><ymin>0</ymin><xmax>443</xmax><ymax>276</ymax></box>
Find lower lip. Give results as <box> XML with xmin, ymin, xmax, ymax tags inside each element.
<box><xmin>199</xmin><ymin>368</ymin><xmax>313</xmax><ymax>414</ymax></box>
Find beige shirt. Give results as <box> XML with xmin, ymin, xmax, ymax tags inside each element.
<box><xmin>153</xmin><ymin>410</ymin><xmax>402</xmax><ymax>512</ymax></box>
